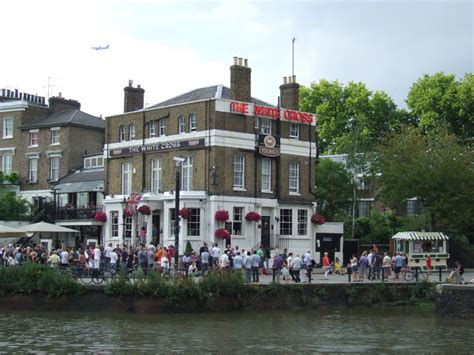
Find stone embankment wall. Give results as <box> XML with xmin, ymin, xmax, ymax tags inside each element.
<box><xmin>0</xmin><ymin>283</ymin><xmax>436</xmax><ymax>314</ymax></box>
<box><xmin>435</xmin><ymin>284</ymin><xmax>474</xmax><ymax>319</ymax></box>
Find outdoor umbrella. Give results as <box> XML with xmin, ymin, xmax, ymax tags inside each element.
<box><xmin>17</xmin><ymin>221</ymin><xmax>80</xmax><ymax>234</ymax></box>
<box><xmin>0</xmin><ymin>224</ymin><xmax>27</xmax><ymax>238</ymax></box>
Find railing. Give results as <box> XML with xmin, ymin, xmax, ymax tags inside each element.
<box><xmin>55</xmin><ymin>208</ymin><xmax>98</xmax><ymax>221</ymax></box>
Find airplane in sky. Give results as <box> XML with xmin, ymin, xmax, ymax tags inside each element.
<box><xmin>91</xmin><ymin>44</ymin><xmax>109</xmax><ymax>51</ymax></box>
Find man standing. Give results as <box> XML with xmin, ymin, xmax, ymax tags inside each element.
<box><xmin>60</xmin><ymin>248</ymin><xmax>69</xmax><ymax>270</ymax></box>
<box><xmin>291</xmin><ymin>254</ymin><xmax>302</xmax><ymax>283</ymax></box>
<box><xmin>244</xmin><ymin>251</ymin><xmax>252</xmax><ymax>282</ymax></box>
<box><xmin>201</xmin><ymin>249</ymin><xmax>210</xmax><ymax>276</ymax></box>
<box><xmin>394</xmin><ymin>253</ymin><xmax>404</xmax><ymax>280</ymax></box>
<box><xmin>219</xmin><ymin>251</ymin><xmax>230</xmax><ymax>271</ymax></box>
<box><xmin>233</xmin><ymin>252</ymin><xmax>243</xmax><ymax>270</ymax></box>
<box><xmin>251</xmin><ymin>251</ymin><xmax>261</xmax><ymax>282</ymax></box>
<box><xmin>322</xmin><ymin>252</ymin><xmax>331</xmax><ymax>280</ymax></box>
<box><xmin>303</xmin><ymin>250</ymin><xmax>314</xmax><ymax>282</ymax></box>
<box><xmin>273</xmin><ymin>253</ymin><xmax>284</xmax><ymax>282</ymax></box>
<box><xmin>104</xmin><ymin>243</ymin><xmax>113</xmax><ymax>271</ymax></box>
<box><xmin>210</xmin><ymin>243</ymin><xmax>220</xmax><ymax>270</ymax></box>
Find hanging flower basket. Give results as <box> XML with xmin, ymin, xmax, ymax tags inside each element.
<box><xmin>179</xmin><ymin>207</ymin><xmax>192</xmax><ymax>219</ymax></box>
<box><xmin>245</xmin><ymin>211</ymin><xmax>261</xmax><ymax>222</ymax></box>
<box><xmin>93</xmin><ymin>211</ymin><xmax>107</xmax><ymax>223</ymax></box>
<box><xmin>215</xmin><ymin>209</ymin><xmax>229</xmax><ymax>222</ymax></box>
<box><xmin>311</xmin><ymin>212</ymin><xmax>326</xmax><ymax>225</ymax></box>
<box><xmin>137</xmin><ymin>205</ymin><xmax>151</xmax><ymax>216</ymax></box>
<box><xmin>215</xmin><ymin>228</ymin><xmax>230</xmax><ymax>239</ymax></box>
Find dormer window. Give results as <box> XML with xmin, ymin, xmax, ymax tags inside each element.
<box><xmin>129</xmin><ymin>123</ymin><xmax>136</xmax><ymax>140</ymax></box>
<box><xmin>119</xmin><ymin>125</ymin><xmax>126</xmax><ymax>142</ymax></box>
<box><xmin>189</xmin><ymin>113</ymin><xmax>197</xmax><ymax>132</ymax></box>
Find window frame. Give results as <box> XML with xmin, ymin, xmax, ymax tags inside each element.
<box><xmin>297</xmin><ymin>209</ymin><xmax>308</xmax><ymax>236</ymax></box>
<box><xmin>233</xmin><ymin>155</ymin><xmax>245</xmax><ymax>189</ymax></box>
<box><xmin>129</xmin><ymin>123</ymin><xmax>136</xmax><ymax>140</ymax></box>
<box><xmin>186</xmin><ymin>208</ymin><xmax>200</xmax><ymax>237</ymax></box>
<box><xmin>289</xmin><ymin>123</ymin><xmax>299</xmax><ymax>139</ymax></box>
<box><xmin>121</xmin><ymin>162</ymin><xmax>132</xmax><ymax>195</ymax></box>
<box><xmin>159</xmin><ymin>119</ymin><xmax>166</xmax><ymax>136</ymax></box>
<box><xmin>261</xmin><ymin>158</ymin><xmax>272</xmax><ymax>192</ymax></box>
<box><xmin>279</xmin><ymin>209</ymin><xmax>292</xmax><ymax>235</ymax></box>
<box><xmin>178</xmin><ymin>115</ymin><xmax>186</xmax><ymax>134</ymax></box>
<box><xmin>260</xmin><ymin>118</ymin><xmax>271</xmax><ymax>135</ymax></box>
<box><xmin>151</xmin><ymin>159</ymin><xmax>162</xmax><ymax>193</ymax></box>
<box><xmin>29</xmin><ymin>130</ymin><xmax>39</xmax><ymax>147</ymax></box>
<box><xmin>289</xmin><ymin>161</ymin><xmax>300</xmax><ymax>194</ymax></box>
<box><xmin>50</xmin><ymin>127</ymin><xmax>60</xmax><ymax>145</ymax></box>
<box><xmin>189</xmin><ymin>113</ymin><xmax>197</xmax><ymax>132</ymax></box>
<box><xmin>28</xmin><ymin>157</ymin><xmax>38</xmax><ymax>183</ymax></box>
<box><xmin>3</xmin><ymin>117</ymin><xmax>13</xmax><ymax>138</ymax></box>
<box><xmin>149</xmin><ymin>121</ymin><xmax>157</xmax><ymax>138</ymax></box>
<box><xmin>49</xmin><ymin>156</ymin><xmax>60</xmax><ymax>181</ymax></box>
<box><xmin>1</xmin><ymin>151</ymin><xmax>13</xmax><ymax>175</ymax></box>
<box><xmin>111</xmin><ymin>211</ymin><xmax>119</xmax><ymax>238</ymax></box>
<box><xmin>119</xmin><ymin>125</ymin><xmax>126</xmax><ymax>142</ymax></box>
<box><xmin>181</xmin><ymin>156</ymin><xmax>193</xmax><ymax>191</ymax></box>
<box><xmin>233</xmin><ymin>207</ymin><xmax>244</xmax><ymax>236</ymax></box>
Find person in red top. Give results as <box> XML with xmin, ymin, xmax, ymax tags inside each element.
<box><xmin>426</xmin><ymin>255</ymin><xmax>432</xmax><ymax>277</ymax></box>
<box><xmin>322</xmin><ymin>252</ymin><xmax>331</xmax><ymax>280</ymax></box>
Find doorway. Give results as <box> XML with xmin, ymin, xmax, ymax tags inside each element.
<box><xmin>261</xmin><ymin>216</ymin><xmax>270</xmax><ymax>248</ymax></box>
<box><xmin>315</xmin><ymin>233</ymin><xmax>342</xmax><ymax>263</ymax></box>
<box><xmin>152</xmin><ymin>211</ymin><xmax>160</xmax><ymax>245</ymax></box>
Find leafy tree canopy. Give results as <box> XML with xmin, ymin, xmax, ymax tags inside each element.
<box><xmin>0</xmin><ymin>190</ymin><xmax>31</xmax><ymax>221</ymax></box>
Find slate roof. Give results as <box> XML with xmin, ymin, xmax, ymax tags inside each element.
<box><xmin>21</xmin><ymin>110</ymin><xmax>105</xmax><ymax>130</ymax></box>
<box><xmin>56</xmin><ymin>168</ymin><xmax>104</xmax><ymax>184</ymax></box>
<box><xmin>148</xmin><ymin>85</ymin><xmax>274</xmax><ymax>109</ymax></box>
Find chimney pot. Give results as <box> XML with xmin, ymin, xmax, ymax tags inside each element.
<box><xmin>292</xmin><ymin>75</ymin><xmax>296</xmax><ymax>83</ymax></box>
<box><xmin>238</xmin><ymin>57</ymin><xmax>243</xmax><ymax>66</ymax></box>
<box><xmin>233</xmin><ymin>56</ymin><xmax>238</xmax><ymax>65</ymax></box>
<box><xmin>244</xmin><ymin>58</ymin><xmax>248</xmax><ymax>67</ymax></box>
<box><xmin>283</xmin><ymin>77</ymin><xmax>287</xmax><ymax>84</ymax></box>
<box><xmin>58</xmin><ymin>92</ymin><xmax>62</xmax><ymax>98</ymax></box>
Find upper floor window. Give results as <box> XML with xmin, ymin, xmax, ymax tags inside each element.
<box><xmin>289</xmin><ymin>123</ymin><xmax>299</xmax><ymax>139</ymax></box>
<box><xmin>129</xmin><ymin>123</ymin><xmax>136</xmax><ymax>140</ymax></box>
<box><xmin>261</xmin><ymin>158</ymin><xmax>271</xmax><ymax>192</ymax></box>
<box><xmin>29</xmin><ymin>130</ymin><xmax>39</xmax><ymax>147</ymax></box>
<box><xmin>49</xmin><ymin>156</ymin><xmax>60</xmax><ymax>181</ymax></box>
<box><xmin>261</xmin><ymin>118</ymin><xmax>271</xmax><ymax>135</ymax></box>
<box><xmin>121</xmin><ymin>162</ymin><xmax>132</xmax><ymax>195</ymax></box>
<box><xmin>280</xmin><ymin>209</ymin><xmax>292</xmax><ymax>235</ymax></box>
<box><xmin>187</xmin><ymin>208</ymin><xmax>200</xmax><ymax>236</ymax></box>
<box><xmin>119</xmin><ymin>125</ymin><xmax>126</xmax><ymax>142</ymax></box>
<box><xmin>189</xmin><ymin>113</ymin><xmax>197</xmax><ymax>132</ymax></box>
<box><xmin>28</xmin><ymin>157</ymin><xmax>38</xmax><ymax>183</ymax></box>
<box><xmin>84</xmin><ymin>156</ymin><xmax>104</xmax><ymax>169</ymax></box>
<box><xmin>233</xmin><ymin>155</ymin><xmax>245</xmax><ymax>189</ymax></box>
<box><xmin>1</xmin><ymin>151</ymin><xmax>13</xmax><ymax>174</ymax></box>
<box><xmin>151</xmin><ymin>159</ymin><xmax>162</xmax><ymax>193</ymax></box>
<box><xmin>289</xmin><ymin>161</ymin><xmax>300</xmax><ymax>194</ymax></box>
<box><xmin>2</xmin><ymin>117</ymin><xmax>13</xmax><ymax>138</ymax></box>
<box><xmin>159</xmin><ymin>119</ymin><xmax>166</xmax><ymax>136</ymax></box>
<box><xmin>181</xmin><ymin>156</ymin><xmax>193</xmax><ymax>191</ymax></box>
<box><xmin>178</xmin><ymin>115</ymin><xmax>186</xmax><ymax>134</ymax></box>
<box><xmin>149</xmin><ymin>121</ymin><xmax>157</xmax><ymax>138</ymax></box>
<box><xmin>50</xmin><ymin>127</ymin><xmax>60</xmax><ymax>145</ymax></box>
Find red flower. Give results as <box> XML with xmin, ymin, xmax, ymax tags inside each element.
<box><xmin>311</xmin><ymin>212</ymin><xmax>326</xmax><ymax>225</ymax></box>
<box><xmin>93</xmin><ymin>211</ymin><xmax>107</xmax><ymax>222</ymax></box>
<box><xmin>179</xmin><ymin>208</ymin><xmax>192</xmax><ymax>219</ymax></box>
<box><xmin>215</xmin><ymin>210</ymin><xmax>229</xmax><ymax>222</ymax></box>
<box><xmin>137</xmin><ymin>205</ymin><xmax>151</xmax><ymax>216</ymax></box>
<box><xmin>245</xmin><ymin>211</ymin><xmax>261</xmax><ymax>222</ymax></box>
<box><xmin>215</xmin><ymin>228</ymin><xmax>230</xmax><ymax>239</ymax></box>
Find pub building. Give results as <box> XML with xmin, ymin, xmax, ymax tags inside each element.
<box><xmin>103</xmin><ymin>57</ymin><xmax>343</xmax><ymax>260</ymax></box>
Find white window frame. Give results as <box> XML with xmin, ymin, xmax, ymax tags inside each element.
<box><xmin>49</xmin><ymin>156</ymin><xmax>60</xmax><ymax>181</ymax></box>
<box><xmin>50</xmin><ymin>127</ymin><xmax>60</xmax><ymax>145</ymax></box>
<box><xmin>119</xmin><ymin>125</ymin><xmax>126</xmax><ymax>142</ymax></box>
<box><xmin>233</xmin><ymin>207</ymin><xmax>244</xmax><ymax>236</ymax></box>
<box><xmin>121</xmin><ymin>162</ymin><xmax>132</xmax><ymax>195</ymax></box>
<box><xmin>29</xmin><ymin>130</ymin><xmax>39</xmax><ymax>147</ymax></box>
<box><xmin>159</xmin><ymin>119</ymin><xmax>166</xmax><ymax>136</ymax></box>
<box><xmin>260</xmin><ymin>118</ymin><xmax>271</xmax><ymax>135</ymax></box>
<box><xmin>111</xmin><ymin>211</ymin><xmax>119</xmax><ymax>238</ymax></box>
<box><xmin>129</xmin><ymin>123</ymin><xmax>136</xmax><ymax>140</ymax></box>
<box><xmin>151</xmin><ymin>159</ymin><xmax>162</xmax><ymax>193</ymax></box>
<box><xmin>186</xmin><ymin>208</ymin><xmax>200</xmax><ymax>237</ymax></box>
<box><xmin>3</xmin><ymin>117</ymin><xmax>13</xmax><ymax>138</ymax></box>
<box><xmin>280</xmin><ymin>209</ymin><xmax>293</xmax><ymax>235</ymax></box>
<box><xmin>261</xmin><ymin>158</ymin><xmax>272</xmax><ymax>192</ymax></box>
<box><xmin>297</xmin><ymin>209</ymin><xmax>308</xmax><ymax>236</ymax></box>
<box><xmin>289</xmin><ymin>161</ymin><xmax>300</xmax><ymax>194</ymax></box>
<box><xmin>178</xmin><ymin>115</ymin><xmax>186</xmax><ymax>134</ymax></box>
<box><xmin>233</xmin><ymin>155</ymin><xmax>245</xmax><ymax>189</ymax></box>
<box><xmin>189</xmin><ymin>113</ymin><xmax>197</xmax><ymax>132</ymax></box>
<box><xmin>149</xmin><ymin>121</ymin><xmax>157</xmax><ymax>138</ymax></box>
<box><xmin>1</xmin><ymin>151</ymin><xmax>13</xmax><ymax>174</ymax></box>
<box><xmin>181</xmin><ymin>156</ymin><xmax>193</xmax><ymax>191</ymax></box>
<box><xmin>28</xmin><ymin>157</ymin><xmax>38</xmax><ymax>183</ymax></box>
<box><xmin>289</xmin><ymin>123</ymin><xmax>299</xmax><ymax>139</ymax></box>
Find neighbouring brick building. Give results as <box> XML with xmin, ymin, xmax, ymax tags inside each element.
<box><xmin>0</xmin><ymin>89</ymin><xmax>105</xmax><ymax>207</ymax></box>
<box><xmin>103</xmin><ymin>58</ymin><xmax>343</xmax><ymax>257</ymax></box>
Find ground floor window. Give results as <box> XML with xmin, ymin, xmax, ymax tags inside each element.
<box><xmin>280</xmin><ymin>209</ymin><xmax>292</xmax><ymax>235</ymax></box>
<box><xmin>111</xmin><ymin>211</ymin><xmax>119</xmax><ymax>238</ymax></box>
<box><xmin>187</xmin><ymin>208</ymin><xmax>200</xmax><ymax>236</ymax></box>
<box><xmin>297</xmin><ymin>210</ymin><xmax>307</xmax><ymax>236</ymax></box>
<box><xmin>233</xmin><ymin>207</ymin><xmax>243</xmax><ymax>236</ymax></box>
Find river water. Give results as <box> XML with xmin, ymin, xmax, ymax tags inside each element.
<box><xmin>0</xmin><ymin>306</ymin><xmax>472</xmax><ymax>353</ymax></box>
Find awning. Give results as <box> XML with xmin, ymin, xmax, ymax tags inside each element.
<box><xmin>392</xmin><ymin>232</ymin><xmax>449</xmax><ymax>241</ymax></box>
<box><xmin>54</xmin><ymin>180</ymin><xmax>103</xmax><ymax>194</ymax></box>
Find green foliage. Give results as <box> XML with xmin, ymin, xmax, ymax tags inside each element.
<box><xmin>315</xmin><ymin>158</ymin><xmax>354</xmax><ymax>220</ymax></box>
<box><xmin>407</xmin><ymin>72</ymin><xmax>474</xmax><ymax>139</ymax></box>
<box><xmin>344</xmin><ymin>210</ymin><xmax>395</xmax><ymax>244</ymax></box>
<box><xmin>0</xmin><ymin>190</ymin><xmax>31</xmax><ymax>221</ymax></box>
<box><xmin>300</xmin><ymin>80</ymin><xmax>401</xmax><ymax>154</ymax></box>
<box><xmin>0</xmin><ymin>263</ymin><xmax>84</xmax><ymax>297</ymax></box>
<box><xmin>372</xmin><ymin>126</ymin><xmax>474</xmax><ymax>234</ymax></box>
<box><xmin>199</xmin><ymin>270</ymin><xmax>246</xmax><ymax>297</ymax></box>
<box><xmin>185</xmin><ymin>241</ymin><xmax>193</xmax><ymax>256</ymax></box>
<box><xmin>448</xmin><ymin>235</ymin><xmax>474</xmax><ymax>268</ymax></box>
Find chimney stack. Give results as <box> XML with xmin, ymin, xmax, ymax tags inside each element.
<box><xmin>124</xmin><ymin>80</ymin><xmax>145</xmax><ymax>113</ymax></box>
<box><xmin>49</xmin><ymin>95</ymin><xmax>81</xmax><ymax>114</ymax></box>
<box><xmin>279</xmin><ymin>75</ymin><xmax>300</xmax><ymax>110</ymax></box>
<box><xmin>230</xmin><ymin>57</ymin><xmax>251</xmax><ymax>103</ymax></box>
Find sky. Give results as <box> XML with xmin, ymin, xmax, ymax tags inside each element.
<box><xmin>1</xmin><ymin>0</ymin><xmax>472</xmax><ymax>118</ymax></box>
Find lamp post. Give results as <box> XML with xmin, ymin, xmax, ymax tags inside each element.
<box><xmin>121</xmin><ymin>197</ymin><xmax>127</xmax><ymax>246</ymax></box>
<box><xmin>173</xmin><ymin>157</ymin><xmax>185</xmax><ymax>270</ymax></box>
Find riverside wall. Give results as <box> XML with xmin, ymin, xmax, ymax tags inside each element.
<box><xmin>0</xmin><ymin>283</ymin><xmax>436</xmax><ymax>314</ymax></box>
<box><xmin>435</xmin><ymin>284</ymin><xmax>474</xmax><ymax>319</ymax></box>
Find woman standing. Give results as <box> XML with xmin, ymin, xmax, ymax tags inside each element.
<box><xmin>350</xmin><ymin>254</ymin><xmax>359</xmax><ymax>282</ymax></box>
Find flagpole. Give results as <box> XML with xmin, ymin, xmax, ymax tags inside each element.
<box><xmin>292</xmin><ymin>37</ymin><xmax>295</xmax><ymax>77</ymax></box>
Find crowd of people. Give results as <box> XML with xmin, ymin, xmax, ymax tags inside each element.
<box><xmin>1</xmin><ymin>241</ymin><xmax>470</xmax><ymax>284</ymax></box>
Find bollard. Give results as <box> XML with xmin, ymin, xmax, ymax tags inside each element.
<box><xmin>272</xmin><ymin>269</ymin><xmax>276</xmax><ymax>283</ymax></box>
<box><xmin>439</xmin><ymin>268</ymin><xmax>442</xmax><ymax>282</ymax></box>
<box><xmin>347</xmin><ymin>267</ymin><xmax>352</xmax><ymax>283</ymax></box>
<box><xmin>308</xmin><ymin>269</ymin><xmax>312</xmax><ymax>284</ymax></box>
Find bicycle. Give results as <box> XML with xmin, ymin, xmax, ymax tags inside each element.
<box><xmin>77</xmin><ymin>267</ymin><xmax>105</xmax><ymax>285</ymax></box>
<box><xmin>403</xmin><ymin>268</ymin><xmax>429</xmax><ymax>282</ymax></box>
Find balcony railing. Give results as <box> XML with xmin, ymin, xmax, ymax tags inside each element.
<box><xmin>55</xmin><ymin>207</ymin><xmax>99</xmax><ymax>221</ymax></box>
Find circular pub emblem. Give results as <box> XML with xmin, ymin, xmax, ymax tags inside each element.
<box><xmin>264</xmin><ymin>135</ymin><xmax>276</xmax><ymax>148</ymax></box>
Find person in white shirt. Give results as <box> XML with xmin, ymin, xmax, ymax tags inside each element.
<box><xmin>244</xmin><ymin>251</ymin><xmax>252</xmax><ymax>282</ymax></box>
<box><xmin>210</xmin><ymin>243</ymin><xmax>220</xmax><ymax>270</ymax></box>
<box><xmin>291</xmin><ymin>254</ymin><xmax>302</xmax><ymax>283</ymax></box>
<box><xmin>60</xmin><ymin>249</ymin><xmax>69</xmax><ymax>269</ymax></box>
<box><xmin>109</xmin><ymin>249</ymin><xmax>118</xmax><ymax>274</ymax></box>
<box><xmin>161</xmin><ymin>255</ymin><xmax>170</xmax><ymax>274</ymax></box>
<box><xmin>219</xmin><ymin>251</ymin><xmax>230</xmax><ymax>270</ymax></box>
<box><xmin>93</xmin><ymin>246</ymin><xmax>101</xmax><ymax>270</ymax></box>
<box><xmin>104</xmin><ymin>243</ymin><xmax>113</xmax><ymax>270</ymax></box>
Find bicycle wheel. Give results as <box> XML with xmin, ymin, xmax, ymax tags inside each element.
<box><xmin>91</xmin><ymin>270</ymin><xmax>104</xmax><ymax>284</ymax></box>
<box><xmin>418</xmin><ymin>271</ymin><xmax>429</xmax><ymax>282</ymax></box>
<box><xmin>404</xmin><ymin>271</ymin><xmax>414</xmax><ymax>282</ymax></box>
<box><xmin>79</xmin><ymin>269</ymin><xmax>92</xmax><ymax>285</ymax></box>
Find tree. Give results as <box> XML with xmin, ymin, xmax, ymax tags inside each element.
<box><xmin>371</xmin><ymin>126</ymin><xmax>474</xmax><ymax>234</ymax></box>
<box><xmin>0</xmin><ymin>190</ymin><xmax>31</xmax><ymax>221</ymax></box>
<box><xmin>300</xmin><ymin>80</ymin><xmax>401</xmax><ymax>154</ymax></box>
<box><xmin>406</xmin><ymin>72</ymin><xmax>474</xmax><ymax>139</ymax></box>
<box><xmin>315</xmin><ymin>158</ymin><xmax>354</xmax><ymax>221</ymax></box>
